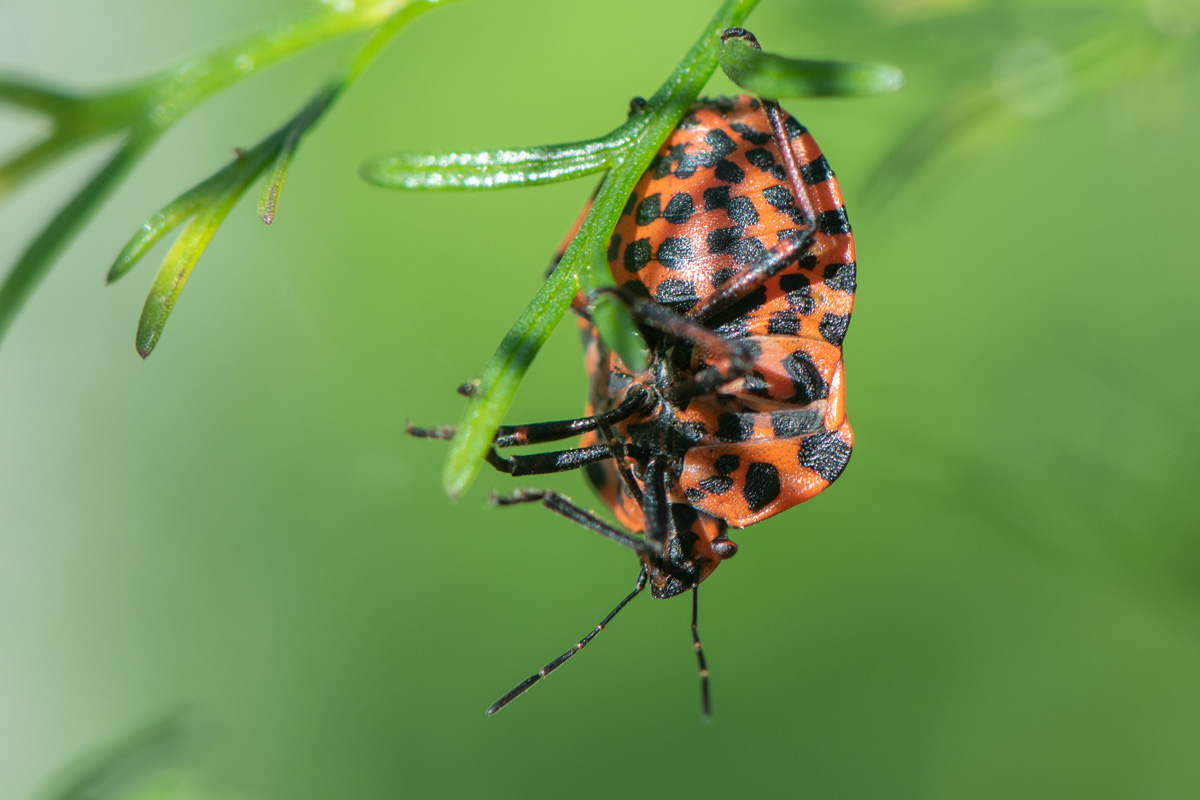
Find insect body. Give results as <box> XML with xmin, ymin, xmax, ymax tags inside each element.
<box><xmin>412</xmin><ymin>83</ymin><xmax>855</xmax><ymax>716</ymax></box>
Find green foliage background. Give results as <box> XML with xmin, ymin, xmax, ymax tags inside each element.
<box><xmin>2</xmin><ymin>1</ymin><xmax>1199</xmax><ymax>798</ymax></box>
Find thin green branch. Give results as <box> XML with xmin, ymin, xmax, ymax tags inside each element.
<box><xmin>111</xmin><ymin>1</ymin><xmax>455</xmax><ymax>356</ymax></box>
<box><xmin>0</xmin><ymin>135</ymin><xmax>156</xmax><ymax>343</ymax></box>
<box><xmin>440</xmin><ymin>0</ymin><xmax>762</xmax><ymax>499</ymax></box>
<box><xmin>0</xmin><ymin>0</ymin><xmax>454</xmax><ymax>350</ymax></box>
<box><xmin>0</xmin><ymin>78</ymin><xmax>81</xmax><ymax>115</ymax></box>
<box><xmin>135</xmin><ymin>0</ymin><xmax>411</xmax><ymax>129</ymax></box>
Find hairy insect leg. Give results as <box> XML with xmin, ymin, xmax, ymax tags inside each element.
<box><xmin>489</xmin><ymin>487</ymin><xmax>650</xmax><ymax>555</ymax></box>
<box><xmin>486</xmin><ymin>567</ymin><xmax>648</xmax><ymax>716</ymax></box>
<box><xmin>407</xmin><ymin>387</ymin><xmax>649</xmax><ymax>448</ymax></box>
<box><xmin>408</xmin><ymin>387</ymin><xmax>653</xmax><ymax>476</ymax></box>
<box><xmin>692</xmin><ymin>582</ymin><xmax>711</xmax><ymax>719</ymax></box>
<box><xmin>684</xmin><ymin>29</ymin><xmax>819</xmax><ymax>326</ymax></box>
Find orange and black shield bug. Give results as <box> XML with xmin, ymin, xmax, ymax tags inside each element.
<box><xmin>411</xmin><ymin>37</ymin><xmax>855</xmax><ymax>716</ymax></box>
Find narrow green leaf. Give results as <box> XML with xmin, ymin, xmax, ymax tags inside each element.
<box><xmin>719</xmin><ymin>37</ymin><xmax>904</xmax><ymax>98</ymax></box>
<box><xmin>108</xmin><ymin>183</ymin><xmax>214</xmax><ymax>284</ymax></box>
<box><xmin>0</xmin><ymin>136</ymin><xmax>152</xmax><ymax>344</ymax></box>
<box><xmin>361</xmin><ymin>132</ymin><xmax>635</xmax><ymax>190</ymax></box>
<box><xmin>135</xmin><ymin>146</ymin><xmax>274</xmax><ymax>358</ymax></box>
<box><xmin>441</xmin><ymin>0</ymin><xmax>761</xmax><ymax>498</ymax></box>
<box><xmin>130</xmin><ymin>2</ymin><xmax>444</xmax><ymax>354</ymax></box>
<box><xmin>258</xmin><ymin>85</ymin><xmax>337</xmax><ymax>224</ymax></box>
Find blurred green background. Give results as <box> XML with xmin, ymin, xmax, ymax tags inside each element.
<box><xmin>2</xmin><ymin>1</ymin><xmax>1199</xmax><ymax>798</ymax></box>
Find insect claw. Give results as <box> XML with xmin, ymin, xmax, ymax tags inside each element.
<box><xmin>406</xmin><ymin>421</ymin><xmax>455</xmax><ymax>439</ymax></box>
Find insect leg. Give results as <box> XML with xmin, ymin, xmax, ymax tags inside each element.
<box><xmin>486</xmin><ymin>567</ymin><xmax>648</xmax><ymax>715</ymax></box>
<box><xmin>687</xmin><ymin>29</ymin><xmax>820</xmax><ymax>326</ymax></box>
<box><xmin>489</xmin><ymin>488</ymin><xmax>651</xmax><ymax>555</ymax></box>
<box><xmin>484</xmin><ymin>444</ymin><xmax>612</xmax><ymax>476</ymax></box>
<box><xmin>406</xmin><ymin>387</ymin><xmax>650</xmax><ymax>448</ymax></box>
<box><xmin>642</xmin><ymin>456</ymin><xmax>671</xmax><ymax>554</ymax></box>
<box><xmin>692</xmin><ymin>582</ymin><xmax>711</xmax><ymax>719</ymax></box>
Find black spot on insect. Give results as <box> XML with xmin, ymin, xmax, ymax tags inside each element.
<box><xmin>711</xmin><ymin>316</ymin><xmax>750</xmax><ymax>340</ymax></box>
<box><xmin>731</xmin><ymin>236</ymin><xmax>766</xmax><ymax>266</ymax></box>
<box><xmin>655</xmin><ymin>278</ymin><xmax>698</xmax><ymax>314</ymax></box>
<box><xmin>715</xmin><ymin>159</ymin><xmax>745</xmax><ymax>184</ymax></box>
<box><xmin>698</xmin><ymin>475</ymin><xmax>734</xmax><ymax>495</ymax></box>
<box><xmin>819</xmin><ymin>313</ymin><xmax>851</xmax><ymax>346</ymax></box>
<box><xmin>622</xmin><ymin>192</ymin><xmax>637</xmax><ymax>216</ymax></box>
<box><xmin>624</xmin><ymin>238</ymin><xmax>652</xmax><ymax>272</ymax></box>
<box><xmin>824</xmin><ymin>262</ymin><xmax>857</xmax><ymax>294</ymax></box>
<box><xmin>619</xmin><ymin>280</ymin><xmax>651</xmax><ymax>299</ymax></box>
<box><xmin>729</xmin><ymin>122</ymin><xmax>771</xmax><ymax>145</ymax></box>
<box><xmin>663</xmin><ymin>193</ymin><xmax>694</xmax><ymax>225</ymax></box>
<box><xmin>743</xmin><ymin>462</ymin><xmax>781</xmax><ymax>512</ymax></box>
<box><xmin>675</xmin><ymin>421</ymin><xmax>709</xmax><ymax>450</ymax></box>
<box><xmin>745</xmin><ymin>148</ymin><xmax>773</xmax><ymax>168</ymax></box>
<box><xmin>801</xmin><ymin>155</ymin><xmax>833</xmax><ymax>185</ymax></box>
<box><xmin>714</xmin><ymin>454</ymin><xmax>741</xmax><ymax>474</ymax></box>
<box><xmin>767</xmin><ymin>312</ymin><xmax>802</xmax><ymax>335</ymax></box>
<box><xmin>744</xmin><ymin>148</ymin><xmax>786</xmax><ymax>181</ymax></box>
<box><xmin>703</xmin><ymin>186</ymin><xmax>730</xmax><ymax>211</ymax></box>
<box><xmin>771</xmin><ymin>409</ymin><xmax>823</xmax><ymax>438</ymax></box>
<box><xmin>636</xmin><ymin>193</ymin><xmax>661</xmax><ymax>226</ymax></box>
<box><xmin>685</xmin><ymin>487</ymin><xmax>705</xmax><ymax>504</ymax></box>
<box><xmin>784</xmin><ymin>351</ymin><xmax>829</xmax><ymax>405</ymax></box>
<box><xmin>788</xmin><ymin>291</ymin><xmax>816</xmax><ymax>316</ymax></box>
<box><xmin>675</xmin><ymin>151</ymin><xmax>707</xmax><ymax>180</ymax></box>
<box><xmin>761</xmin><ymin>185</ymin><xmax>809</xmax><ymax>227</ymax></box>
<box><xmin>779</xmin><ymin>273</ymin><xmax>809</xmax><ymax>292</ymax></box>
<box><xmin>817</xmin><ymin>207</ymin><xmax>852</xmax><ymax>236</ymax></box>
<box><xmin>651</xmin><ymin>154</ymin><xmax>672</xmax><ymax>179</ymax></box>
<box><xmin>797</xmin><ymin>430</ymin><xmax>852</xmax><ymax>482</ymax></box>
<box><xmin>711</xmin><ymin>267</ymin><xmax>737</xmax><ymax>288</ymax></box>
<box><xmin>607</xmin><ymin>233</ymin><xmax>621</xmax><ymax>262</ymax></box>
<box><xmin>716</xmin><ymin>412</ymin><xmax>751</xmax><ymax>443</ymax></box>
<box><xmin>707</xmin><ymin>226</ymin><xmax>741</xmax><ymax>256</ymax></box>
<box><xmin>725</xmin><ymin>196</ymin><xmax>759</xmax><ymax>227</ymax></box>
<box><xmin>704</xmin><ymin>129</ymin><xmax>737</xmax><ymax>158</ymax></box>
<box><xmin>656</xmin><ymin>237</ymin><xmax>694</xmax><ymax>270</ymax></box>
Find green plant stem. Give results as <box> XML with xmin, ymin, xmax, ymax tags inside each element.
<box><xmin>0</xmin><ymin>0</ymin><xmax>442</xmax><ymax>347</ymax></box>
<box><xmin>135</xmin><ymin>0</ymin><xmax>408</xmax><ymax>130</ymax></box>
<box><xmin>0</xmin><ymin>135</ymin><xmax>156</xmax><ymax>342</ymax></box>
<box><xmin>441</xmin><ymin>0</ymin><xmax>761</xmax><ymax>499</ymax></box>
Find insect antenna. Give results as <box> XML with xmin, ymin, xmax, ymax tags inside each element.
<box><xmin>692</xmin><ymin>582</ymin><xmax>711</xmax><ymax>719</ymax></box>
<box><xmin>486</xmin><ymin>567</ymin><xmax>649</xmax><ymax>716</ymax></box>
